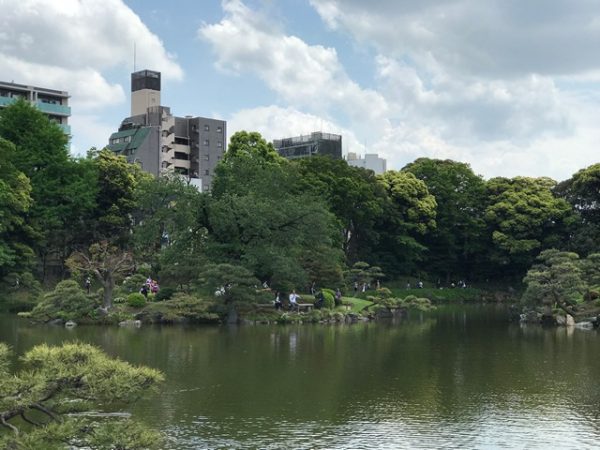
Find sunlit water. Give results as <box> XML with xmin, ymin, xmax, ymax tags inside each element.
<box><xmin>1</xmin><ymin>305</ymin><xmax>599</xmax><ymax>449</ymax></box>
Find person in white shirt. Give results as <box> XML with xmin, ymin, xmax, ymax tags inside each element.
<box><xmin>289</xmin><ymin>290</ymin><xmax>300</xmax><ymax>310</ymax></box>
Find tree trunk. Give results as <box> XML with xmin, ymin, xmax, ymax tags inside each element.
<box><xmin>102</xmin><ymin>274</ymin><xmax>114</xmax><ymax>309</ymax></box>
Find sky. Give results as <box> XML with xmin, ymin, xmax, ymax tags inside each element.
<box><xmin>1</xmin><ymin>0</ymin><xmax>599</xmax><ymax>181</ymax></box>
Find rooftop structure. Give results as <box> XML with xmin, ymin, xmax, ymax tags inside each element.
<box><xmin>273</xmin><ymin>132</ymin><xmax>342</xmax><ymax>160</ymax></box>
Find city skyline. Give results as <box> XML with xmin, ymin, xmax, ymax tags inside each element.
<box><xmin>1</xmin><ymin>0</ymin><xmax>599</xmax><ymax>181</ymax></box>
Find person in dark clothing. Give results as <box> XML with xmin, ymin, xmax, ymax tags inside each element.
<box><xmin>274</xmin><ymin>292</ymin><xmax>283</xmax><ymax>310</ymax></box>
<box><xmin>140</xmin><ymin>285</ymin><xmax>148</xmax><ymax>298</ymax></box>
<box><xmin>314</xmin><ymin>291</ymin><xmax>325</xmax><ymax>309</ymax></box>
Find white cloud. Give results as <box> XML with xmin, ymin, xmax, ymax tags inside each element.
<box><xmin>200</xmin><ymin>0</ymin><xmax>389</xmax><ymax>133</ymax></box>
<box><xmin>0</xmin><ymin>0</ymin><xmax>183</xmax><ymax>87</ymax></box>
<box><xmin>0</xmin><ymin>0</ymin><xmax>182</xmax><ymax>111</ymax></box>
<box><xmin>0</xmin><ymin>55</ymin><xmax>125</xmax><ymax>110</ymax></box>
<box><xmin>309</xmin><ymin>0</ymin><xmax>600</xmax><ymax>79</ymax></box>
<box><xmin>0</xmin><ymin>0</ymin><xmax>184</xmax><ymax>155</ymax></box>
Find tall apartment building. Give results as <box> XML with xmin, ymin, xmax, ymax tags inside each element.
<box><xmin>346</xmin><ymin>152</ymin><xmax>387</xmax><ymax>175</ymax></box>
<box><xmin>273</xmin><ymin>132</ymin><xmax>342</xmax><ymax>160</ymax></box>
<box><xmin>107</xmin><ymin>70</ymin><xmax>226</xmax><ymax>192</ymax></box>
<box><xmin>0</xmin><ymin>80</ymin><xmax>70</xmax><ymax>134</ymax></box>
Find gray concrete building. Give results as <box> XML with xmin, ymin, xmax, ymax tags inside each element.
<box><xmin>346</xmin><ymin>152</ymin><xmax>387</xmax><ymax>175</ymax></box>
<box><xmin>273</xmin><ymin>132</ymin><xmax>342</xmax><ymax>160</ymax></box>
<box><xmin>0</xmin><ymin>80</ymin><xmax>70</xmax><ymax>135</ymax></box>
<box><xmin>107</xmin><ymin>70</ymin><xmax>226</xmax><ymax>192</ymax></box>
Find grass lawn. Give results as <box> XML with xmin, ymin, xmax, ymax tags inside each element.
<box><xmin>388</xmin><ymin>287</ymin><xmax>483</xmax><ymax>303</ymax></box>
<box><xmin>340</xmin><ymin>296</ymin><xmax>374</xmax><ymax>313</ymax></box>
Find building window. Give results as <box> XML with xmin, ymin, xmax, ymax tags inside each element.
<box><xmin>217</xmin><ymin>126</ymin><xmax>222</xmax><ymax>133</ymax></box>
<box><xmin>203</xmin><ymin>139</ymin><xmax>209</xmax><ymax>146</ymax></box>
<box><xmin>217</xmin><ymin>141</ymin><xmax>222</xmax><ymax>148</ymax></box>
<box><xmin>204</xmin><ymin>124</ymin><xmax>209</xmax><ymax>131</ymax></box>
<box><xmin>204</xmin><ymin>155</ymin><xmax>209</xmax><ymax>161</ymax></box>
<box><xmin>205</xmin><ymin>170</ymin><xmax>210</xmax><ymax>176</ymax></box>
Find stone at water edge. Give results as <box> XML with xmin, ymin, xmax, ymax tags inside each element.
<box><xmin>65</xmin><ymin>320</ymin><xmax>77</xmax><ymax>328</ymax></box>
<box><xmin>566</xmin><ymin>315</ymin><xmax>575</xmax><ymax>327</ymax></box>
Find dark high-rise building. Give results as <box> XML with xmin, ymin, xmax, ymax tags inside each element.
<box><xmin>273</xmin><ymin>132</ymin><xmax>342</xmax><ymax>160</ymax></box>
<box><xmin>107</xmin><ymin>70</ymin><xmax>226</xmax><ymax>192</ymax></box>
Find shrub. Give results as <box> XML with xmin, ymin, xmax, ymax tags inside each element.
<box><xmin>137</xmin><ymin>293</ymin><xmax>220</xmax><ymax>324</ymax></box>
<box><xmin>28</xmin><ymin>280</ymin><xmax>97</xmax><ymax>321</ymax></box>
<box><xmin>322</xmin><ymin>290</ymin><xmax>335</xmax><ymax>310</ymax></box>
<box><xmin>155</xmin><ymin>287</ymin><xmax>177</xmax><ymax>302</ymax></box>
<box><xmin>376</xmin><ymin>287</ymin><xmax>392</xmax><ymax>298</ymax></box>
<box><xmin>403</xmin><ymin>296</ymin><xmax>435</xmax><ymax>311</ymax></box>
<box><xmin>127</xmin><ymin>293</ymin><xmax>147</xmax><ymax>308</ymax></box>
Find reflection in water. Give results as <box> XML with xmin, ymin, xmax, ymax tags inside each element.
<box><xmin>1</xmin><ymin>305</ymin><xmax>599</xmax><ymax>449</ymax></box>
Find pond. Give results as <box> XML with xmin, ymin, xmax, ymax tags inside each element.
<box><xmin>1</xmin><ymin>305</ymin><xmax>600</xmax><ymax>449</ymax></box>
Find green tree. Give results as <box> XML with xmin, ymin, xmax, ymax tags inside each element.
<box><xmin>345</xmin><ymin>261</ymin><xmax>385</xmax><ymax>287</ymax></box>
<box><xmin>0</xmin><ymin>138</ymin><xmax>33</xmax><ymax>277</ymax></box>
<box><xmin>28</xmin><ymin>280</ymin><xmax>96</xmax><ymax>322</ymax></box>
<box><xmin>197</xmin><ymin>263</ymin><xmax>261</xmax><ymax>324</ymax></box>
<box><xmin>522</xmin><ymin>249</ymin><xmax>587</xmax><ymax>317</ymax></box>
<box><xmin>0</xmin><ymin>342</ymin><xmax>163</xmax><ymax>449</ymax></box>
<box><xmin>580</xmin><ymin>253</ymin><xmax>600</xmax><ymax>288</ymax></box>
<box><xmin>65</xmin><ymin>241</ymin><xmax>134</xmax><ymax>309</ymax></box>
<box><xmin>403</xmin><ymin>158</ymin><xmax>487</xmax><ymax>281</ymax></box>
<box><xmin>555</xmin><ymin>163</ymin><xmax>600</xmax><ymax>255</ymax></box>
<box><xmin>0</xmin><ymin>100</ymin><xmax>98</xmax><ymax>280</ymax></box>
<box><xmin>133</xmin><ymin>174</ymin><xmax>208</xmax><ymax>285</ymax></box>
<box><xmin>209</xmin><ymin>131</ymin><xmax>343</xmax><ymax>291</ymax></box>
<box><xmin>485</xmin><ymin>177</ymin><xmax>575</xmax><ymax>277</ymax></box>
<box><xmin>92</xmin><ymin>149</ymin><xmax>151</xmax><ymax>244</ymax></box>
<box><xmin>374</xmin><ymin>170</ymin><xmax>437</xmax><ymax>276</ymax></box>
<box><xmin>296</xmin><ymin>157</ymin><xmax>387</xmax><ymax>264</ymax></box>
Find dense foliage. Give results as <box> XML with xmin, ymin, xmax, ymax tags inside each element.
<box><xmin>1</xmin><ymin>100</ymin><xmax>599</xmax><ymax>316</ymax></box>
<box><xmin>0</xmin><ymin>342</ymin><xmax>164</xmax><ymax>449</ymax></box>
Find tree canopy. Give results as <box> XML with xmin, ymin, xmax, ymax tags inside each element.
<box><xmin>0</xmin><ymin>342</ymin><xmax>163</xmax><ymax>449</ymax></box>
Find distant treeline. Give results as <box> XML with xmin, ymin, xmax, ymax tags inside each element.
<box><xmin>1</xmin><ymin>99</ymin><xmax>598</xmax><ymax>294</ymax></box>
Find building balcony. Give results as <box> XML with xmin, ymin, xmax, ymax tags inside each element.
<box><xmin>59</xmin><ymin>124</ymin><xmax>71</xmax><ymax>135</ymax></box>
<box><xmin>0</xmin><ymin>96</ymin><xmax>16</xmax><ymax>107</ymax></box>
<box><xmin>36</xmin><ymin>101</ymin><xmax>71</xmax><ymax>116</ymax></box>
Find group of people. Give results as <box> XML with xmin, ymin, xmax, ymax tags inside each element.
<box><xmin>353</xmin><ymin>280</ymin><xmax>380</xmax><ymax>295</ymax></box>
<box><xmin>140</xmin><ymin>277</ymin><xmax>160</xmax><ymax>297</ymax></box>
<box><xmin>273</xmin><ymin>290</ymin><xmax>300</xmax><ymax>311</ymax></box>
<box><xmin>273</xmin><ymin>287</ymin><xmax>344</xmax><ymax>311</ymax></box>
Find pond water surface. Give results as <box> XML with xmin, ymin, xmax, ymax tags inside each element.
<box><xmin>1</xmin><ymin>305</ymin><xmax>600</xmax><ymax>449</ymax></box>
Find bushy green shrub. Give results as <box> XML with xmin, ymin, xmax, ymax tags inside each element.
<box><xmin>137</xmin><ymin>293</ymin><xmax>220</xmax><ymax>324</ymax></box>
<box><xmin>28</xmin><ymin>280</ymin><xmax>97</xmax><ymax>321</ymax></box>
<box><xmin>127</xmin><ymin>293</ymin><xmax>147</xmax><ymax>308</ymax></box>
<box><xmin>403</xmin><ymin>296</ymin><xmax>435</xmax><ymax>311</ymax></box>
<box><xmin>321</xmin><ymin>290</ymin><xmax>335</xmax><ymax>310</ymax></box>
<box><xmin>154</xmin><ymin>287</ymin><xmax>177</xmax><ymax>302</ymax></box>
<box><xmin>376</xmin><ymin>287</ymin><xmax>393</xmax><ymax>298</ymax></box>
